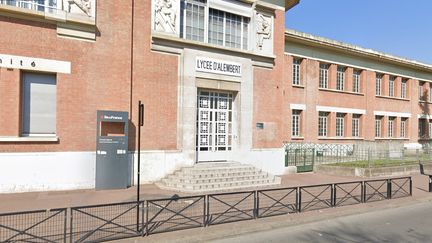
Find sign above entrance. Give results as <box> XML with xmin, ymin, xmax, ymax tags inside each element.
<box><xmin>196</xmin><ymin>57</ymin><xmax>242</xmax><ymax>77</ymax></box>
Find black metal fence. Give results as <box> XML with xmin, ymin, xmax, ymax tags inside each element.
<box><xmin>0</xmin><ymin>177</ymin><xmax>412</xmax><ymax>243</ymax></box>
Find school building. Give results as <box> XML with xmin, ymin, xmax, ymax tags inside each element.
<box><xmin>0</xmin><ymin>0</ymin><xmax>431</xmax><ymax>193</ymax></box>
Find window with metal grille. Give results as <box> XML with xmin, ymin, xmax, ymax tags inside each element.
<box><xmin>318</xmin><ymin>112</ymin><xmax>328</xmax><ymax>137</ymax></box>
<box><xmin>319</xmin><ymin>63</ymin><xmax>329</xmax><ymax>88</ymax></box>
<box><xmin>376</xmin><ymin>74</ymin><xmax>382</xmax><ymax>96</ymax></box>
<box><xmin>400</xmin><ymin>118</ymin><xmax>407</xmax><ymax>138</ymax></box>
<box><xmin>401</xmin><ymin>79</ymin><xmax>407</xmax><ymax>99</ymax></box>
<box><xmin>388</xmin><ymin>117</ymin><xmax>395</xmax><ymax>137</ymax></box>
<box><xmin>336</xmin><ymin>66</ymin><xmax>345</xmax><ymax>91</ymax></box>
<box><xmin>419</xmin><ymin>119</ymin><xmax>426</xmax><ymax>138</ymax></box>
<box><xmin>291</xmin><ymin>110</ymin><xmax>301</xmax><ymax>137</ymax></box>
<box><xmin>429</xmin><ymin>121</ymin><xmax>432</xmax><ymax>139</ymax></box>
<box><xmin>353</xmin><ymin>70</ymin><xmax>361</xmax><ymax>93</ymax></box>
<box><xmin>183</xmin><ymin>0</ymin><xmax>206</xmax><ymax>42</ymax></box>
<box><xmin>375</xmin><ymin>116</ymin><xmax>382</xmax><ymax>137</ymax></box>
<box><xmin>336</xmin><ymin>113</ymin><xmax>345</xmax><ymax>137</ymax></box>
<box><xmin>292</xmin><ymin>58</ymin><xmax>301</xmax><ymax>85</ymax></box>
<box><xmin>389</xmin><ymin>76</ymin><xmax>395</xmax><ymax>97</ymax></box>
<box><xmin>352</xmin><ymin>114</ymin><xmax>361</xmax><ymax>137</ymax></box>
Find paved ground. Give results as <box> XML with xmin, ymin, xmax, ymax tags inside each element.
<box><xmin>210</xmin><ymin>201</ymin><xmax>432</xmax><ymax>243</ymax></box>
<box><xmin>0</xmin><ymin>172</ymin><xmax>362</xmax><ymax>213</ymax></box>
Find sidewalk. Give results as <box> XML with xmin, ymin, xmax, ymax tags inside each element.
<box><xmin>113</xmin><ymin>174</ymin><xmax>432</xmax><ymax>243</ymax></box>
<box><xmin>0</xmin><ymin>172</ymin><xmax>429</xmax><ymax>213</ymax></box>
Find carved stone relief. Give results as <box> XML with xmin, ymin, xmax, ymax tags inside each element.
<box><xmin>154</xmin><ymin>0</ymin><xmax>179</xmax><ymax>34</ymax></box>
<box><xmin>255</xmin><ymin>12</ymin><xmax>273</xmax><ymax>52</ymax></box>
<box><xmin>63</xmin><ymin>0</ymin><xmax>95</xmax><ymax>17</ymax></box>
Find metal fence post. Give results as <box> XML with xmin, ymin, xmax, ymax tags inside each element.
<box><xmin>429</xmin><ymin>176</ymin><xmax>432</xmax><ymax>193</ymax></box>
<box><xmin>410</xmin><ymin>178</ymin><xmax>413</xmax><ymax>196</ymax></box>
<box><xmin>416</xmin><ymin>149</ymin><xmax>420</xmax><ymax>163</ymax></box>
<box><xmin>203</xmin><ymin>195</ymin><xmax>207</xmax><ymax>227</ymax></box>
<box><xmin>331</xmin><ymin>184</ymin><xmax>336</xmax><ymax>207</ymax></box>
<box><xmin>145</xmin><ymin>201</ymin><xmax>149</xmax><ymax>236</ymax></box>
<box><xmin>295</xmin><ymin>187</ymin><xmax>299</xmax><ymax>212</ymax></box>
<box><xmin>298</xmin><ymin>187</ymin><xmax>302</xmax><ymax>213</ymax></box>
<box><xmin>312</xmin><ymin>148</ymin><xmax>316</xmax><ymax>169</ymax></box>
<box><xmin>254</xmin><ymin>191</ymin><xmax>258</xmax><ymax>219</ymax></box>
<box><xmin>387</xmin><ymin>179</ymin><xmax>392</xmax><ymax>199</ymax></box>
<box><xmin>284</xmin><ymin>147</ymin><xmax>288</xmax><ymax>167</ymax></box>
<box><xmin>69</xmin><ymin>208</ymin><xmax>74</xmax><ymax>243</ymax></box>
<box><xmin>361</xmin><ymin>181</ymin><xmax>365</xmax><ymax>203</ymax></box>
<box><xmin>63</xmin><ymin>209</ymin><xmax>67</xmax><ymax>243</ymax></box>
<box><xmin>367</xmin><ymin>148</ymin><xmax>371</xmax><ymax>169</ymax></box>
<box><xmin>141</xmin><ymin>201</ymin><xmax>145</xmax><ymax>236</ymax></box>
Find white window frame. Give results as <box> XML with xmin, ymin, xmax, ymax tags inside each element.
<box><xmin>336</xmin><ymin>66</ymin><xmax>345</xmax><ymax>91</ymax></box>
<box><xmin>292</xmin><ymin>58</ymin><xmax>301</xmax><ymax>85</ymax></box>
<box><xmin>419</xmin><ymin>82</ymin><xmax>424</xmax><ymax>101</ymax></box>
<box><xmin>388</xmin><ymin>117</ymin><xmax>395</xmax><ymax>138</ymax></box>
<box><xmin>319</xmin><ymin>63</ymin><xmax>329</xmax><ymax>89</ymax></box>
<box><xmin>375</xmin><ymin>116</ymin><xmax>382</xmax><ymax>138</ymax></box>
<box><xmin>400</xmin><ymin>118</ymin><xmax>407</xmax><ymax>138</ymax></box>
<box><xmin>376</xmin><ymin>74</ymin><xmax>382</xmax><ymax>96</ymax></box>
<box><xmin>352</xmin><ymin>114</ymin><xmax>361</xmax><ymax>137</ymax></box>
<box><xmin>336</xmin><ymin>113</ymin><xmax>345</xmax><ymax>137</ymax></box>
<box><xmin>401</xmin><ymin>79</ymin><xmax>407</xmax><ymax>99</ymax></box>
<box><xmin>291</xmin><ymin>110</ymin><xmax>301</xmax><ymax>137</ymax></box>
<box><xmin>389</xmin><ymin>77</ymin><xmax>395</xmax><ymax>97</ymax></box>
<box><xmin>353</xmin><ymin>70</ymin><xmax>361</xmax><ymax>93</ymax></box>
<box><xmin>182</xmin><ymin>0</ymin><xmax>250</xmax><ymax>50</ymax></box>
<box><xmin>318</xmin><ymin>112</ymin><xmax>328</xmax><ymax>137</ymax></box>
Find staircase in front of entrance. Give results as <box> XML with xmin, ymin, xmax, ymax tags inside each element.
<box><xmin>155</xmin><ymin>162</ymin><xmax>281</xmax><ymax>193</ymax></box>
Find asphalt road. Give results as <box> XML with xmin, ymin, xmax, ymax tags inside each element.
<box><xmin>209</xmin><ymin>202</ymin><xmax>432</xmax><ymax>243</ymax></box>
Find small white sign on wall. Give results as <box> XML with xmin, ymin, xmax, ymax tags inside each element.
<box><xmin>196</xmin><ymin>57</ymin><xmax>242</xmax><ymax>77</ymax></box>
<box><xmin>0</xmin><ymin>54</ymin><xmax>71</xmax><ymax>74</ymax></box>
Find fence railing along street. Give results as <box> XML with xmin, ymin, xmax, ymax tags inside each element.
<box><xmin>0</xmin><ymin>177</ymin><xmax>412</xmax><ymax>243</ymax></box>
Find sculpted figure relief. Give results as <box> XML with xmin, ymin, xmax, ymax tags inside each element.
<box><xmin>155</xmin><ymin>0</ymin><xmax>177</xmax><ymax>33</ymax></box>
<box><xmin>256</xmin><ymin>13</ymin><xmax>272</xmax><ymax>50</ymax></box>
<box><xmin>67</xmin><ymin>0</ymin><xmax>92</xmax><ymax>16</ymax></box>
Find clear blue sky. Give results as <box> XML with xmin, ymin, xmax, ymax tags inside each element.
<box><xmin>285</xmin><ymin>0</ymin><xmax>432</xmax><ymax>65</ymax></box>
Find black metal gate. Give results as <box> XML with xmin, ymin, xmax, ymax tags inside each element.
<box><xmin>285</xmin><ymin>148</ymin><xmax>315</xmax><ymax>172</ymax></box>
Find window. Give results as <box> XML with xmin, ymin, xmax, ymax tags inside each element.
<box><xmin>22</xmin><ymin>72</ymin><xmax>57</xmax><ymax>135</ymax></box>
<box><xmin>336</xmin><ymin>66</ymin><xmax>345</xmax><ymax>91</ymax></box>
<box><xmin>389</xmin><ymin>76</ymin><xmax>395</xmax><ymax>97</ymax></box>
<box><xmin>291</xmin><ymin>110</ymin><xmax>301</xmax><ymax>137</ymax></box>
<box><xmin>419</xmin><ymin>119</ymin><xmax>426</xmax><ymax>138</ymax></box>
<box><xmin>430</xmin><ymin>83</ymin><xmax>432</xmax><ymax>102</ymax></box>
<box><xmin>429</xmin><ymin>121</ymin><xmax>432</xmax><ymax>139</ymax></box>
<box><xmin>376</xmin><ymin>74</ymin><xmax>382</xmax><ymax>96</ymax></box>
<box><xmin>336</xmin><ymin>113</ymin><xmax>345</xmax><ymax>137</ymax></box>
<box><xmin>353</xmin><ymin>70</ymin><xmax>361</xmax><ymax>93</ymax></box>
<box><xmin>292</xmin><ymin>58</ymin><xmax>301</xmax><ymax>85</ymax></box>
<box><xmin>400</xmin><ymin>118</ymin><xmax>407</xmax><ymax>138</ymax></box>
<box><xmin>419</xmin><ymin>81</ymin><xmax>424</xmax><ymax>100</ymax></box>
<box><xmin>0</xmin><ymin>0</ymin><xmax>55</xmax><ymax>12</ymax></box>
<box><xmin>352</xmin><ymin>114</ymin><xmax>361</xmax><ymax>137</ymax></box>
<box><xmin>401</xmin><ymin>79</ymin><xmax>407</xmax><ymax>99</ymax></box>
<box><xmin>375</xmin><ymin>116</ymin><xmax>382</xmax><ymax>137</ymax></box>
<box><xmin>318</xmin><ymin>112</ymin><xmax>328</xmax><ymax>137</ymax></box>
<box><xmin>183</xmin><ymin>0</ymin><xmax>249</xmax><ymax>50</ymax></box>
<box><xmin>388</xmin><ymin>117</ymin><xmax>395</xmax><ymax>138</ymax></box>
<box><xmin>319</xmin><ymin>63</ymin><xmax>329</xmax><ymax>88</ymax></box>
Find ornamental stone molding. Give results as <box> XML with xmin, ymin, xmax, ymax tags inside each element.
<box><xmin>153</xmin><ymin>0</ymin><xmax>180</xmax><ymax>35</ymax></box>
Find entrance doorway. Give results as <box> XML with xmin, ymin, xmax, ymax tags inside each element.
<box><xmin>196</xmin><ymin>90</ymin><xmax>234</xmax><ymax>162</ymax></box>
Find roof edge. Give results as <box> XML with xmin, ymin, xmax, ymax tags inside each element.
<box><xmin>285</xmin><ymin>28</ymin><xmax>432</xmax><ymax>72</ymax></box>
<box><xmin>285</xmin><ymin>0</ymin><xmax>300</xmax><ymax>11</ymax></box>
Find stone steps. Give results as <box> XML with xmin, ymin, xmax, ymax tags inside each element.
<box><xmin>156</xmin><ymin>161</ymin><xmax>281</xmax><ymax>193</ymax></box>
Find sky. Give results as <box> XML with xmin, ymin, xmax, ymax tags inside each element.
<box><xmin>285</xmin><ymin>0</ymin><xmax>432</xmax><ymax>65</ymax></box>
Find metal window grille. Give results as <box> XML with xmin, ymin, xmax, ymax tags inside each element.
<box><xmin>318</xmin><ymin>112</ymin><xmax>328</xmax><ymax>137</ymax></box>
<box><xmin>352</xmin><ymin>70</ymin><xmax>361</xmax><ymax>93</ymax></box>
<box><xmin>376</xmin><ymin>74</ymin><xmax>382</xmax><ymax>96</ymax></box>
<box><xmin>375</xmin><ymin>116</ymin><xmax>382</xmax><ymax>137</ymax></box>
<box><xmin>419</xmin><ymin>119</ymin><xmax>426</xmax><ymax>138</ymax></box>
<box><xmin>292</xmin><ymin>58</ymin><xmax>301</xmax><ymax>85</ymax></box>
<box><xmin>389</xmin><ymin>77</ymin><xmax>395</xmax><ymax>97</ymax></box>
<box><xmin>291</xmin><ymin>110</ymin><xmax>301</xmax><ymax>137</ymax></box>
<box><xmin>336</xmin><ymin>66</ymin><xmax>345</xmax><ymax>91</ymax></box>
<box><xmin>419</xmin><ymin>82</ymin><xmax>424</xmax><ymax>100</ymax></box>
<box><xmin>336</xmin><ymin>113</ymin><xmax>345</xmax><ymax>137</ymax></box>
<box><xmin>319</xmin><ymin>63</ymin><xmax>329</xmax><ymax>88</ymax></box>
